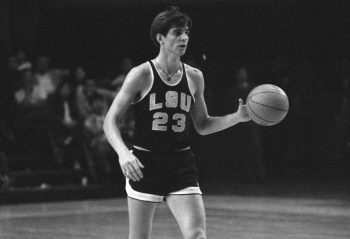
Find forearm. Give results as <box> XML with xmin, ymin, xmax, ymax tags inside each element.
<box><xmin>197</xmin><ymin>112</ymin><xmax>243</xmax><ymax>135</ymax></box>
<box><xmin>103</xmin><ymin>116</ymin><xmax>129</xmax><ymax>157</ymax></box>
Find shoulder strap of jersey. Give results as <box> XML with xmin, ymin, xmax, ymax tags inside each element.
<box><xmin>148</xmin><ymin>60</ymin><xmax>158</xmax><ymax>79</ymax></box>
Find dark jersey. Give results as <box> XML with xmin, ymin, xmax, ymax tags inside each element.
<box><xmin>132</xmin><ymin>61</ymin><xmax>194</xmax><ymax>152</ymax></box>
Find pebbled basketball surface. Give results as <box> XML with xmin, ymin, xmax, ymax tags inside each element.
<box><xmin>247</xmin><ymin>84</ymin><xmax>289</xmax><ymax>125</ymax></box>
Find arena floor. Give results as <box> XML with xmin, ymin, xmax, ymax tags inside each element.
<box><xmin>1</xmin><ymin>193</ymin><xmax>349</xmax><ymax>239</ymax></box>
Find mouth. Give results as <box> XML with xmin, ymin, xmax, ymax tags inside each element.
<box><xmin>178</xmin><ymin>45</ymin><xmax>187</xmax><ymax>49</ymax></box>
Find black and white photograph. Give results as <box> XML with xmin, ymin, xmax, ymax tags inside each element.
<box><xmin>1</xmin><ymin>0</ymin><xmax>350</xmax><ymax>238</ymax></box>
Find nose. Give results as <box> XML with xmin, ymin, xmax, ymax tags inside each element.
<box><xmin>180</xmin><ymin>32</ymin><xmax>189</xmax><ymax>42</ymax></box>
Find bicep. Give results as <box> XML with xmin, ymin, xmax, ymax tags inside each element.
<box><xmin>105</xmin><ymin>69</ymin><xmax>142</xmax><ymax>121</ymax></box>
<box><xmin>107</xmin><ymin>90</ymin><xmax>133</xmax><ymax>120</ymax></box>
<box><xmin>190</xmin><ymin>75</ymin><xmax>209</xmax><ymax>129</ymax></box>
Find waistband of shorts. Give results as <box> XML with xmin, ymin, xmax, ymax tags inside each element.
<box><xmin>132</xmin><ymin>145</ymin><xmax>191</xmax><ymax>153</ymax></box>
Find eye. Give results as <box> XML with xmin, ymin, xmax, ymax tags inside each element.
<box><xmin>171</xmin><ymin>28</ymin><xmax>190</xmax><ymax>37</ymax></box>
<box><xmin>174</xmin><ymin>30</ymin><xmax>182</xmax><ymax>36</ymax></box>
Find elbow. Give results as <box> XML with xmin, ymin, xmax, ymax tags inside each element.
<box><xmin>197</xmin><ymin>129</ymin><xmax>210</xmax><ymax>136</ymax></box>
<box><xmin>103</xmin><ymin>114</ymin><xmax>113</xmax><ymax>134</ymax></box>
<box><xmin>193</xmin><ymin>118</ymin><xmax>212</xmax><ymax>135</ymax></box>
<box><xmin>194</xmin><ymin>124</ymin><xmax>211</xmax><ymax>136</ymax></box>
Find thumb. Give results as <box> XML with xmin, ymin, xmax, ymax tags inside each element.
<box><xmin>238</xmin><ymin>98</ymin><xmax>243</xmax><ymax>107</ymax></box>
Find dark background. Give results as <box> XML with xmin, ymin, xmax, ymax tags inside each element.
<box><xmin>1</xmin><ymin>0</ymin><xmax>350</xmax><ymax>201</ymax></box>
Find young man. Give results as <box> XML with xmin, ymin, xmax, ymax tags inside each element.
<box><xmin>103</xmin><ymin>6</ymin><xmax>251</xmax><ymax>239</ymax></box>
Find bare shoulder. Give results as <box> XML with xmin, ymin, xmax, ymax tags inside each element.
<box><xmin>128</xmin><ymin>62</ymin><xmax>151</xmax><ymax>81</ymax></box>
<box><xmin>124</xmin><ymin>62</ymin><xmax>152</xmax><ymax>90</ymax></box>
<box><xmin>184</xmin><ymin>63</ymin><xmax>205</xmax><ymax>95</ymax></box>
<box><xmin>184</xmin><ymin>63</ymin><xmax>204</xmax><ymax>81</ymax></box>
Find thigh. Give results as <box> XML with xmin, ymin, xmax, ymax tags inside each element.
<box><xmin>128</xmin><ymin>197</ymin><xmax>158</xmax><ymax>239</ymax></box>
<box><xmin>166</xmin><ymin>194</ymin><xmax>206</xmax><ymax>239</ymax></box>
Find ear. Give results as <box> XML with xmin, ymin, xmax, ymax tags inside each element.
<box><xmin>156</xmin><ymin>33</ymin><xmax>164</xmax><ymax>45</ymax></box>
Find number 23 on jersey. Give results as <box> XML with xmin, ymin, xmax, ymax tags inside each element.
<box><xmin>149</xmin><ymin>91</ymin><xmax>192</xmax><ymax>132</ymax></box>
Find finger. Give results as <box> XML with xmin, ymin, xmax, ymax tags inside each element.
<box><xmin>239</xmin><ymin>98</ymin><xmax>243</xmax><ymax>106</ymax></box>
<box><xmin>132</xmin><ymin>161</ymin><xmax>144</xmax><ymax>178</ymax></box>
<box><xmin>124</xmin><ymin>165</ymin><xmax>134</xmax><ymax>180</ymax></box>
<box><xmin>130</xmin><ymin>162</ymin><xmax>143</xmax><ymax>180</ymax></box>
<box><xmin>123</xmin><ymin>164</ymin><xmax>134</xmax><ymax>179</ymax></box>
<box><xmin>126</xmin><ymin>164</ymin><xmax>141</xmax><ymax>181</ymax></box>
<box><xmin>130</xmin><ymin>170</ymin><xmax>140</xmax><ymax>182</ymax></box>
<box><xmin>122</xmin><ymin>167</ymin><xmax>131</xmax><ymax>178</ymax></box>
<box><xmin>135</xmin><ymin>158</ymin><xmax>144</xmax><ymax>168</ymax></box>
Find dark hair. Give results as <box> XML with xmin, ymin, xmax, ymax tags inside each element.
<box><xmin>150</xmin><ymin>6</ymin><xmax>192</xmax><ymax>48</ymax></box>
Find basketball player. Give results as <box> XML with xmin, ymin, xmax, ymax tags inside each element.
<box><xmin>103</xmin><ymin>6</ymin><xmax>251</xmax><ymax>239</ymax></box>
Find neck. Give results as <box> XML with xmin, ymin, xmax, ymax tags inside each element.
<box><xmin>155</xmin><ymin>53</ymin><xmax>181</xmax><ymax>74</ymax></box>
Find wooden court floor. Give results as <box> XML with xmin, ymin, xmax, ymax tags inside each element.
<box><xmin>1</xmin><ymin>194</ymin><xmax>350</xmax><ymax>239</ymax></box>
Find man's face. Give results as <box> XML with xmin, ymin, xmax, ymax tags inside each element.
<box><xmin>162</xmin><ymin>26</ymin><xmax>190</xmax><ymax>56</ymax></box>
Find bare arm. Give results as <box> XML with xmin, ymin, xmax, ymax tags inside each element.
<box><xmin>189</xmin><ymin>69</ymin><xmax>250</xmax><ymax>135</ymax></box>
<box><xmin>103</xmin><ymin>65</ymin><xmax>147</xmax><ymax>181</ymax></box>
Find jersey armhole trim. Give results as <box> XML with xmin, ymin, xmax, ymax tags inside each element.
<box><xmin>132</xmin><ymin>62</ymin><xmax>154</xmax><ymax>105</ymax></box>
<box><xmin>184</xmin><ymin>63</ymin><xmax>196</xmax><ymax>104</ymax></box>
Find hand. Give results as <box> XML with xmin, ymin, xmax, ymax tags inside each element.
<box><xmin>236</xmin><ymin>98</ymin><xmax>251</xmax><ymax>122</ymax></box>
<box><xmin>119</xmin><ymin>150</ymin><xmax>144</xmax><ymax>181</ymax></box>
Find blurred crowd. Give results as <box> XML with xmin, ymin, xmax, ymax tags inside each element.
<box><xmin>1</xmin><ymin>49</ymin><xmax>350</xmax><ymax>190</ymax></box>
<box><xmin>0</xmin><ymin>50</ymin><xmax>135</xmax><ymax>188</ymax></box>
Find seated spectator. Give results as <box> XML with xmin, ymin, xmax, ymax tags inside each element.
<box><xmin>83</xmin><ymin>94</ymin><xmax>117</xmax><ymax>184</ymax></box>
<box><xmin>33</xmin><ymin>55</ymin><xmax>60</xmax><ymax>101</ymax></box>
<box><xmin>76</xmin><ymin>78</ymin><xmax>98</xmax><ymax>119</ymax></box>
<box><xmin>47</xmin><ymin>79</ymin><xmax>84</xmax><ymax>169</ymax></box>
<box><xmin>12</xmin><ymin>68</ymin><xmax>51</xmax><ymax>154</ymax></box>
<box><xmin>3</xmin><ymin>54</ymin><xmax>24</xmax><ymax>94</ymax></box>
<box><xmin>14</xmin><ymin>68</ymin><xmax>43</xmax><ymax>106</ymax></box>
<box><xmin>76</xmin><ymin>78</ymin><xmax>115</xmax><ymax>120</ymax></box>
<box><xmin>71</xmin><ymin>66</ymin><xmax>87</xmax><ymax>88</ymax></box>
<box><xmin>109</xmin><ymin>57</ymin><xmax>134</xmax><ymax>93</ymax></box>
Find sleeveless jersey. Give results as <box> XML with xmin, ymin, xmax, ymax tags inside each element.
<box><xmin>132</xmin><ymin>61</ymin><xmax>194</xmax><ymax>152</ymax></box>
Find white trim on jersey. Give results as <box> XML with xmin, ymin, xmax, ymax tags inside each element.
<box><xmin>183</xmin><ymin>63</ymin><xmax>196</xmax><ymax>103</ymax></box>
<box><xmin>132</xmin><ymin>62</ymin><xmax>154</xmax><ymax>104</ymax></box>
<box><xmin>151</xmin><ymin>60</ymin><xmax>184</xmax><ymax>87</ymax></box>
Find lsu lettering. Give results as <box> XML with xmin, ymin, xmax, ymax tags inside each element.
<box><xmin>149</xmin><ymin>91</ymin><xmax>191</xmax><ymax>132</ymax></box>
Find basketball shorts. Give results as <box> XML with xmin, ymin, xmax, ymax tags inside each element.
<box><xmin>125</xmin><ymin>146</ymin><xmax>202</xmax><ymax>203</ymax></box>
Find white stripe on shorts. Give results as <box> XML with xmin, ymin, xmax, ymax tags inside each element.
<box><xmin>133</xmin><ymin>145</ymin><xmax>191</xmax><ymax>152</ymax></box>
<box><xmin>168</xmin><ymin>186</ymin><xmax>202</xmax><ymax>195</ymax></box>
<box><xmin>125</xmin><ymin>179</ymin><xmax>163</xmax><ymax>202</ymax></box>
<box><xmin>125</xmin><ymin>179</ymin><xmax>202</xmax><ymax>203</ymax></box>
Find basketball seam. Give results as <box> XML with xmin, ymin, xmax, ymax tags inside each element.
<box><xmin>247</xmin><ymin>98</ymin><xmax>275</xmax><ymax>123</ymax></box>
<box><xmin>249</xmin><ymin>98</ymin><xmax>289</xmax><ymax>111</ymax></box>
<box><xmin>250</xmin><ymin>91</ymin><xmax>288</xmax><ymax>98</ymax></box>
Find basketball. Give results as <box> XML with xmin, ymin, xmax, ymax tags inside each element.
<box><xmin>246</xmin><ymin>84</ymin><xmax>289</xmax><ymax>126</ymax></box>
